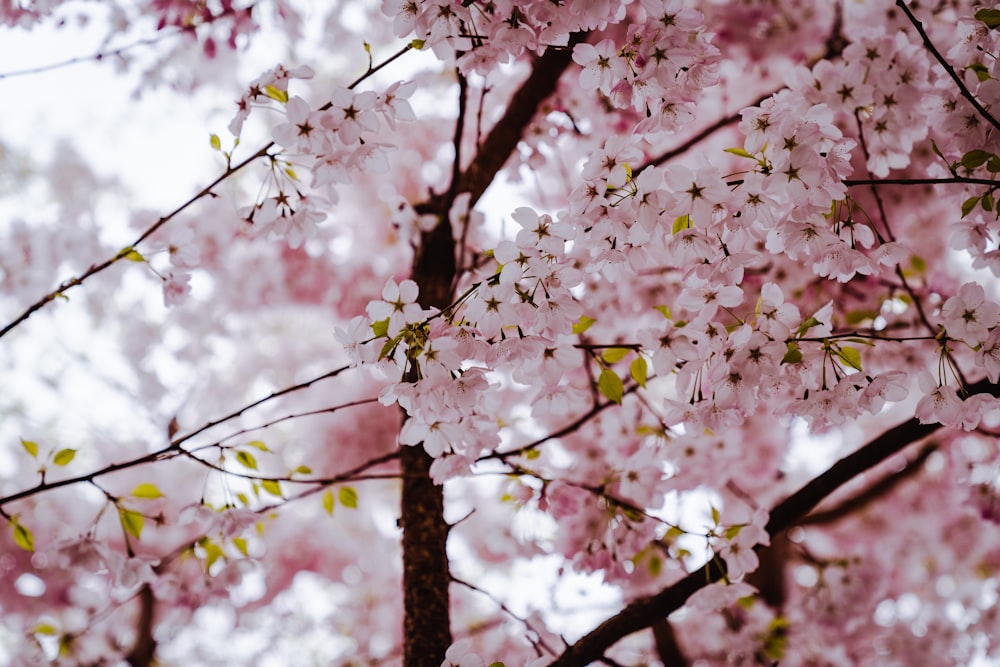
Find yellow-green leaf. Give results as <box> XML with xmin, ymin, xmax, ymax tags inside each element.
<box><xmin>119</xmin><ymin>507</ymin><xmax>144</xmax><ymax>540</ymax></box>
<box><xmin>247</xmin><ymin>440</ymin><xmax>270</xmax><ymax>452</ymax></box>
<box><xmin>11</xmin><ymin>518</ymin><xmax>34</xmax><ymax>552</ymax></box>
<box><xmin>598</xmin><ymin>368</ymin><xmax>624</xmax><ymax>404</ymax></box>
<box><xmin>724</xmin><ymin>146</ymin><xmax>755</xmax><ymax>159</ymax></box>
<box><xmin>117</xmin><ymin>246</ymin><xmax>145</xmax><ymax>262</ymax></box>
<box><xmin>672</xmin><ymin>214</ymin><xmax>692</xmax><ymax>234</ymax></box>
<box><xmin>322</xmin><ymin>489</ymin><xmax>335</xmax><ymax>516</ymax></box>
<box><xmin>52</xmin><ymin>448</ymin><xmax>76</xmax><ymax>466</ymax></box>
<box><xmin>131</xmin><ymin>483</ymin><xmax>164</xmax><ymax>499</ymax></box>
<box><xmin>210</xmin><ymin>133</ymin><xmax>222</xmax><ymax>151</ymax></box>
<box><xmin>648</xmin><ymin>553</ymin><xmax>663</xmax><ymax>577</ymax></box>
<box><xmin>198</xmin><ymin>537</ymin><xmax>225</xmax><ymax>571</ymax></box>
<box><xmin>339</xmin><ymin>486</ymin><xmax>358</xmax><ymax>509</ymax></box>
<box><xmin>263</xmin><ymin>85</ymin><xmax>288</xmax><ymax>103</ymax></box>
<box><xmin>293</xmin><ymin>465</ymin><xmax>312</xmax><ymax>475</ymax></box>
<box><xmin>601</xmin><ymin>347</ymin><xmax>631</xmax><ymax>364</ymax></box>
<box><xmin>836</xmin><ymin>345</ymin><xmax>863</xmax><ymax>372</ymax></box>
<box><xmin>371</xmin><ymin>317</ymin><xmax>390</xmax><ymax>338</ymax></box>
<box><xmin>261</xmin><ymin>479</ymin><xmax>283</xmax><ymax>497</ymax></box>
<box><xmin>236</xmin><ymin>492</ymin><xmax>250</xmax><ymax>507</ymax></box>
<box><xmin>236</xmin><ymin>450</ymin><xmax>258</xmax><ymax>470</ymax></box>
<box><xmin>33</xmin><ymin>623</ymin><xmax>59</xmax><ymax>636</ymax></box>
<box><xmin>232</xmin><ymin>537</ymin><xmax>249</xmax><ymax>557</ymax></box>
<box><xmin>20</xmin><ymin>438</ymin><xmax>38</xmax><ymax>459</ymax></box>
<box><xmin>629</xmin><ymin>356</ymin><xmax>648</xmax><ymax>388</ymax></box>
<box><xmin>572</xmin><ymin>315</ymin><xmax>596</xmax><ymax>335</ymax></box>
<box><xmin>410</xmin><ymin>38</ymin><xmax>426</xmax><ymax>50</ymax></box>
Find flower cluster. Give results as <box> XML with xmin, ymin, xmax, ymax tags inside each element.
<box><xmin>572</xmin><ymin>0</ymin><xmax>720</xmax><ymax>133</ymax></box>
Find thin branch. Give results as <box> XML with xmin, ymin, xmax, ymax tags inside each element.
<box><xmin>481</xmin><ymin>385</ymin><xmax>638</xmax><ymax>461</ymax></box>
<box><xmin>895</xmin><ymin>0</ymin><xmax>1000</xmax><ymax>134</ymax></box>
<box><xmin>0</xmin><ymin>32</ymin><xmax>178</xmax><ymax>80</ymax></box>
<box><xmin>169</xmin><ymin>365</ymin><xmax>351</xmax><ymax>448</ymax></box>
<box><xmin>0</xmin><ymin>366</ymin><xmax>351</xmax><ymax>509</ymax></box>
<box><xmin>0</xmin><ymin>43</ymin><xmax>414</xmax><ymax>341</ymax></box>
<box><xmin>451</xmin><ymin>575</ymin><xmax>560</xmax><ymax>658</ymax></box>
<box><xmin>0</xmin><ymin>143</ymin><xmax>274</xmax><ymax>341</ymax></box>
<box><xmin>637</xmin><ymin>92</ymin><xmax>771</xmax><ymax>175</ymax></box>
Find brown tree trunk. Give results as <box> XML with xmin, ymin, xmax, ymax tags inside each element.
<box><xmin>399</xmin><ymin>38</ymin><xmax>580</xmax><ymax>666</ymax></box>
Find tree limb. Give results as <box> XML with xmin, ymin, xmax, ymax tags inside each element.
<box><xmin>550</xmin><ymin>377</ymin><xmax>999</xmax><ymax>666</ymax></box>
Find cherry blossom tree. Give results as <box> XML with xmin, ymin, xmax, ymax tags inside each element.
<box><xmin>3</xmin><ymin>0</ymin><xmax>1000</xmax><ymax>665</ymax></box>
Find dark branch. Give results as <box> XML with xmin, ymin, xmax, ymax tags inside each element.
<box><xmin>550</xmin><ymin>377</ymin><xmax>1000</xmax><ymax>666</ymax></box>
<box><xmin>895</xmin><ymin>0</ymin><xmax>1000</xmax><ymax>134</ymax></box>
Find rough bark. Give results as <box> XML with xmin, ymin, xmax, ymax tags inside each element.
<box><xmin>400</xmin><ymin>38</ymin><xmax>581</xmax><ymax>666</ymax></box>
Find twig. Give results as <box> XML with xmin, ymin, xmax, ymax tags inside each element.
<box><xmin>895</xmin><ymin>0</ymin><xmax>1000</xmax><ymax>134</ymax></box>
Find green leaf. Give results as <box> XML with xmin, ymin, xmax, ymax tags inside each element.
<box><xmin>723</xmin><ymin>146</ymin><xmax>755</xmax><ymax>159</ymax></box>
<box><xmin>975</xmin><ymin>8</ymin><xmax>1000</xmax><ymax>28</ymax></box>
<box><xmin>263</xmin><ymin>85</ymin><xmax>288</xmax><ymax>103</ymax></box>
<box><xmin>724</xmin><ymin>524</ymin><xmax>743</xmax><ymax>540</ymax></box>
<box><xmin>322</xmin><ymin>489</ymin><xmax>335</xmax><ymax>516</ymax></box>
<box><xmin>339</xmin><ymin>486</ymin><xmax>358</xmax><ymax>509</ymax></box>
<box><xmin>488</xmin><ymin>663</ymin><xmax>506</xmax><ymax>667</ymax></box>
<box><xmin>961</xmin><ymin>149</ymin><xmax>993</xmax><ymax>170</ymax></box>
<box><xmin>910</xmin><ymin>255</ymin><xmax>927</xmax><ymax>274</ymax></box>
<box><xmin>210</xmin><ymin>133</ymin><xmax>222</xmax><ymax>151</ymax></box>
<box><xmin>52</xmin><ymin>448</ymin><xmax>76</xmax><ymax>466</ymax></box>
<box><xmin>524</xmin><ymin>447</ymin><xmax>541</xmax><ymax>460</ymax></box>
<box><xmin>20</xmin><ymin>438</ymin><xmax>38</xmax><ymax>459</ymax></box>
<box><xmin>710</xmin><ymin>505</ymin><xmax>721</xmax><ymax>526</ymax></box>
<box><xmin>292</xmin><ymin>465</ymin><xmax>312</xmax><ymax>475</ymax></box>
<box><xmin>988</xmin><ymin>156</ymin><xmax>1000</xmax><ymax>173</ymax></box>
<box><xmin>795</xmin><ymin>316</ymin><xmax>820</xmax><ymax>337</ymax></box>
<box><xmin>601</xmin><ymin>347</ymin><xmax>631</xmax><ymax>363</ymax></box>
<box><xmin>598</xmin><ymin>368</ymin><xmax>624</xmax><ymax>404</ymax></box>
<box><xmin>629</xmin><ymin>356</ymin><xmax>648</xmax><ymax>388</ymax></box>
<box><xmin>261</xmin><ymin>479</ymin><xmax>283</xmax><ymax>497</ymax></box>
<box><xmin>970</xmin><ymin>62</ymin><xmax>993</xmax><ymax>82</ymax></box>
<box><xmin>572</xmin><ymin>315</ymin><xmax>596</xmax><ymax>334</ymax></box>
<box><xmin>236</xmin><ymin>492</ymin><xmax>250</xmax><ymax>507</ymax></box>
<box><xmin>131</xmin><ymin>483</ymin><xmax>164</xmax><ymax>499</ymax></box>
<box><xmin>236</xmin><ymin>450</ymin><xmax>258</xmax><ymax>470</ymax></box>
<box><xmin>247</xmin><ymin>440</ymin><xmax>270</xmax><ymax>452</ymax></box>
<box><xmin>984</xmin><ymin>192</ymin><xmax>995</xmax><ymax>213</ymax></box>
<box><xmin>10</xmin><ymin>517</ymin><xmax>34</xmax><ymax>552</ymax></box>
<box><xmin>119</xmin><ymin>507</ymin><xmax>144</xmax><ymax>540</ymax></box>
<box><xmin>33</xmin><ymin>623</ymin><xmax>59</xmax><ymax>635</ymax></box>
<box><xmin>672</xmin><ymin>214</ymin><xmax>692</xmax><ymax>234</ymax></box>
<box><xmin>962</xmin><ymin>196</ymin><xmax>981</xmax><ymax>218</ymax></box>
<box><xmin>781</xmin><ymin>342</ymin><xmax>802</xmax><ymax>365</ymax></box>
<box><xmin>410</xmin><ymin>38</ymin><xmax>426</xmax><ymax>49</ymax></box>
<box><xmin>835</xmin><ymin>345</ymin><xmax>863</xmax><ymax>372</ymax></box>
<box><xmin>654</xmin><ymin>305</ymin><xmax>671</xmax><ymax>319</ymax></box>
